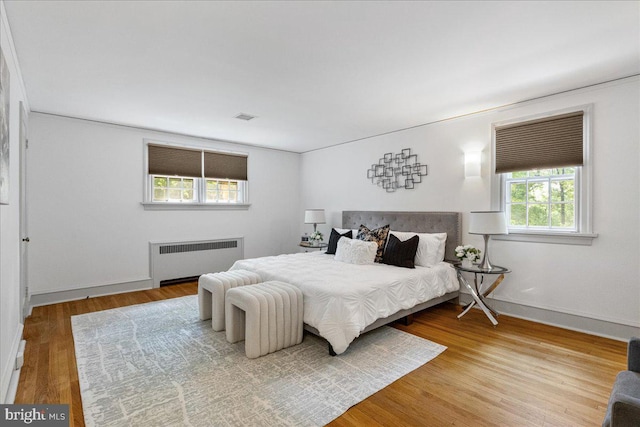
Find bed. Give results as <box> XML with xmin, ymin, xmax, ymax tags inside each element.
<box><xmin>230</xmin><ymin>211</ymin><xmax>461</xmax><ymax>355</ymax></box>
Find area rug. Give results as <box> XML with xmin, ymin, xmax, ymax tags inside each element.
<box><xmin>72</xmin><ymin>295</ymin><xmax>446</xmax><ymax>427</ymax></box>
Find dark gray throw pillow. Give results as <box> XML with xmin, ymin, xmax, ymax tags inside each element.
<box><xmin>382</xmin><ymin>234</ymin><xmax>419</xmax><ymax>268</ymax></box>
<box><xmin>326</xmin><ymin>228</ymin><xmax>353</xmax><ymax>254</ymax></box>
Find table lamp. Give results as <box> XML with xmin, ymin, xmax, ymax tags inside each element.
<box><xmin>468</xmin><ymin>211</ymin><xmax>508</xmax><ymax>270</ymax></box>
<box><xmin>304</xmin><ymin>209</ymin><xmax>325</xmax><ymax>233</ymax></box>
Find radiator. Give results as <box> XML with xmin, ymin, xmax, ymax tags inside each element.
<box><xmin>149</xmin><ymin>237</ymin><xmax>244</xmax><ymax>287</ymax></box>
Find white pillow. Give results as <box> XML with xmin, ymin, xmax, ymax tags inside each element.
<box><xmin>334</xmin><ymin>237</ymin><xmax>377</xmax><ymax>265</ymax></box>
<box><xmin>335</xmin><ymin>228</ymin><xmax>359</xmax><ymax>237</ymax></box>
<box><xmin>389</xmin><ymin>231</ymin><xmax>447</xmax><ymax>267</ymax></box>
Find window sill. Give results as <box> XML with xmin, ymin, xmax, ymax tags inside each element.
<box><xmin>141</xmin><ymin>202</ymin><xmax>251</xmax><ymax>211</ymax></box>
<box><xmin>493</xmin><ymin>231</ymin><xmax>598</xmax><ymax>246</ymax></box>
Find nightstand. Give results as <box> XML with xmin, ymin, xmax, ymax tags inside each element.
<box><xmin>454</xmin><ymin>263</ymin><xmax>510</xmax><ymax>326</ymax></box>
<box><xmin>299</xmin><ymin>241</ymin><xmax>328</xmax><ymax>251</ymax></box>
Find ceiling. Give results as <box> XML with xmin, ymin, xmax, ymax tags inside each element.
<box><xmin>4</xmin><ymin>1</ymin><xmax>639</xmax><ymax>153</ymax></box>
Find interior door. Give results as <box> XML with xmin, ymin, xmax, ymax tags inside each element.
<box><xmin>19</xmin><ymin>102</ymin><xmax>28</xmax><ymax>320</ymax></box>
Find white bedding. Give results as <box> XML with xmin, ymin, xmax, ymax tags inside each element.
<box><xmin>230</xmin><ymin>251</ymin><xmax>459</xmax><ymax>354</ymax></box>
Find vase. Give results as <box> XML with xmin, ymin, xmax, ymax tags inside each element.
<box><xmin>461</xmin><ymin>259</ymin><xmax>473</xmax><ymax>268</ymax></box>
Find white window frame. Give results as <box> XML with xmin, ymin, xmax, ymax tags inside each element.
<box><xmin>142</xmin><ymin>140</ymin><xmax>251</xmax><ymax>211</ymax></box>
<box><xmin>490</xmin><ymin>105</ymin><xmax>597</xmax><ymax>245</ymax></box>
<box><xmin>204</xmin><ymin>178</ymin><xmax>247</xmax><ymax>204</ymax></box>
<box><xmin>504</xmin><ymin>168</ymin><xmax>578</xmax><ymax>232</ymax></box>
<box><xmin>150</xmin><ymin>175</ymin><xmax>199</xmax><ymax>204</ymax></box>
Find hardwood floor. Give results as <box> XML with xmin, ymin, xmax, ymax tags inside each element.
<box><xmin>16</xmin><ymin>282</ymin><xmax>626</xmax><ymax>426</ymax></box>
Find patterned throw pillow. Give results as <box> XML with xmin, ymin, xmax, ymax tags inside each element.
<box><xmin>356</xmin><ymin>224</ymin><xmax>390</xmax><ymax>263</ymax></box>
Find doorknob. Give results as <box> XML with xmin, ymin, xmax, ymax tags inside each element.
<box><xmin>22</xmin><ymin>237</ymin><xmax>30</xmax><ymax>242</ymax></box>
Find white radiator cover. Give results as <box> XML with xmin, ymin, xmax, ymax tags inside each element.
<box><xmin>149</xmin><ymin>237</ymin><xmax>244</xmax><ymax>287</ymax></box>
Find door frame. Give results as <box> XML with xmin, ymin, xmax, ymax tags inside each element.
<box><xmin>18</xmin><ymin>101</ymin><xmax>28</xmax><ymax>320</ymax></box>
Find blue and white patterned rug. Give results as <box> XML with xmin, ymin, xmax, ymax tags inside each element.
<box><xmin>72</xmin><ymin>295</ymin><xmax>446</xmax><ymax>427</ymax></box>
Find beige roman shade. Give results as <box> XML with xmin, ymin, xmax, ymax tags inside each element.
<box><xmin>204</xmin><ymin>152</ymin><xmax>248</xmax><ymax>181</ymax></box>
<box><xmin>495</xmin><ymin>111</ymin><xmax>584</xmax><ymax>173</ymax></box>
<box><xmin>148</xmin><ymin>145</ymin><xmax>202</xmax><ymax>178</ymax></box>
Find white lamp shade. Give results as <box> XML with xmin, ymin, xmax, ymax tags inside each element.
<box><xmin>468</xmin><ymin>211</ymin><xmax>508</xmax><ymax>235</ymax></box>
<box><xmin>304</xmin><ymin>209</ymin><xmax>326</xmax><ymax>224</ymax></box>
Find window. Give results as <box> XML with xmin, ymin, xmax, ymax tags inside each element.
<box><xmin>205</xmin><ymin>179</ymin><xmax>243</xmax><ymax>203</ymax></box>
<box><xmin>144</xmin><ymin>142</ymin><xmax>249</xmax><ymax>209</ymax></box>
<box><xmin>505</xmin><ymin>167</ymin><xmax>576</xmax><ymax>231</ymax></box>
<box><xmin>152</xmin><ymin>176</ymin><xmax>197</xmax><ymax>203</ymax></box>
<box><xmin>492</xmin><ymin>107</ymin><xmax>596</xmax><ymax>245</ymax></box>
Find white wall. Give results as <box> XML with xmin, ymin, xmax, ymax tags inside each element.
<box><xmin>27</xmin><ymin>114</ymin><xmax>301</xmax><ymax>296</ymax></box>
<box><xmin>301</xmin><ymin>77</ymin><xmax>640</xmax><ymax>338</ymax></box>
<box><xmin>0</xmin><ymin>0</ymin><xmax>29</xmax><ymax>403</ymax></box>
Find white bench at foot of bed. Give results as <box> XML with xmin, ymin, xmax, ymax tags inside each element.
<box><xmin>225</xmin><ymin>281</ymin><xmax>304</xmax><ymax>359</ymax></box>
<box><xmin>198</xmin><ymin>270</ymin><xmax>262</xmax><ymax>331</ymax></box>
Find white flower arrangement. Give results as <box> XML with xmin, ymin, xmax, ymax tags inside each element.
<box><xmin>455</xmin><ymin>244</ymin><xmax>481</xmax><ymax>262</ymax></box>
<box><xmin>309</xmin><ymin>231</ymin><xmax>324</xmax><ymax>242</ymax></box>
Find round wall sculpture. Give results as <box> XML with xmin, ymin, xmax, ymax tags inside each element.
<box><xmin>366</xmin><ymin>148</ymin><xmax>428</xmax><ymax>192</ymax></box>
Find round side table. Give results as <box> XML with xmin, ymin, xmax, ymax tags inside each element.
<box><xmin>454</xmin><ymin>263</ymin><xmax>510</xmax><ymax>326</ymax></box>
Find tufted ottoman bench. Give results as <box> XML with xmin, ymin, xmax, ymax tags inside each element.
<box><xmin>198</xmin><ymin>270</ymin><xmax>262</xmax><ymax>331</ymax></box>
<box><xmin>225</xmin><ymin>281</ymin><xmax>304</xmax><ymax>359</ymax></box>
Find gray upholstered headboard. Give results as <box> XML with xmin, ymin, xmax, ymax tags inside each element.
<box><xmin>342</xmin><ymin>211</ymin><xmax>462</xmax><ymax>262</ymax></box>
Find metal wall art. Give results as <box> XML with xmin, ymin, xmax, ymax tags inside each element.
<box><xmin>366</xmin><ymin>148</ymin><xmax>427</xmax><ymax>192</ymax></box>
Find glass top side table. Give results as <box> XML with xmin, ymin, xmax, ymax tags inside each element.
<box><xmin>454</xmin><ymin>263</ymin><xmax>511</xmax><ymax>326</ymax></box>
<box><xmin>299</xmin><ymin>241</ymin><xmax>328</xmax><ymax>251</ymax></box>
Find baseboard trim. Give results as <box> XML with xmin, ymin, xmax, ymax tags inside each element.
<box><xmin>6</xmin><ymin>341</ymin><xmax>26</xmax><ymax>404</ymax></box>
<box><xmin>1</xmin><ymin>324</ymin><xmax>23</xmax><ymax>404</ymax></box>
<box><xmin>458</xmin><ymin>294</ymin><xmax>640</xmax><ymax>341</ymax></box>
<box><xmin>29</xmin><ymin>278</ymin><xmax>153</xmax><ymax>308</ymax></box>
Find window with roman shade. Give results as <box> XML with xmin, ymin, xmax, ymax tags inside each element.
<box><xmin>148</xmin><ymin>145</ymin><xmax>202</xmax><ymax>177</ymax></box>
<box><xmin>492</xmin><ymin>108</ymin><xmax>595</xmax><ymax>245</ymax></box>
<box><xmin>204</xmin><ymin>151</ymin><xmax>248</xmax><ymax>181</ymax></box>
<box><xmin>495</xmin><ymin>111</ymin><xmax>584</xmax><ymax>174</ymax></box>
<box><xmin>145</xmin><ymin>142</ymin><xmax>249</xmax><ymax>208</ymax></box>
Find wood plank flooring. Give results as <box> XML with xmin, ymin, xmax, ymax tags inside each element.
<box><xmin>15</xmin><ymin>282</ymin><xmax>627</xmax><ymax>426</ymax></box>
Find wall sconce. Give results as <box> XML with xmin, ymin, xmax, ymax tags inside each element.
<box><xmin>465</xmin><ymin>151</ymin><xmax>481</xmax><ymax>178</ymax></box>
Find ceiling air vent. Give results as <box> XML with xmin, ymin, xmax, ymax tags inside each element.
<box><xmin>235</xmin><ymin>113</ymin><xmax>257</xmax><ymax>121</ymax></box>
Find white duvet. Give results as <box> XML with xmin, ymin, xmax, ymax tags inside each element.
<box><xmin>230</xmin><ymin>252</ymin><xmax>459</xmax><ymax>354</ymax></box>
